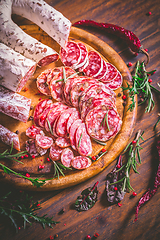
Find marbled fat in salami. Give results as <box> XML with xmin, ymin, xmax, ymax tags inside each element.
<box><xmin>0</xmin><ymin>124</ymin><xmax>20</xmax><ymax>151</ymax></box>
<box><xmin>61</xmin><ymin>148</ymin><xmax>74</xmax><ymax>167</ymax></box>
<box><xmin>104</xmin><ymin>71</ymin><xmax>123</xmax><ymax>90</ymax></box>
<box><xmin>76</xmin><ymin>122</ymin><xmax>92</xmax><ymax>156</ymax></box>
<box><xmin>38</xmin><ymin>103</ymin><xmax>59</xmax><ymax>128</ymax></box>
<box><xmin>60</xmin><ymin>41</ymin><xmax>81</xmax><ymax>67</ymax></box>
<box><xmin>36</xmin><ymin>68</ymin><xmax>52</xmax><ymax>96</ymax></box>
<box><xmin>100</xmin><ymin>62</ymin><xmax>118</xmax><ymax>83</ymax></box>
<box><xmin>94</xmin><ymin>60</ymin><xmax>108</xmax><ymax>80</ymax></box>
<box><xmin>35</xmin><ymin>134</ymin><xmax>53</xmax><ymax>149</ymax></box>
<box><xmin>67</xmin><ymin>109</ymin><xmax>81</xmax><ymax>133</ymax></box>
<box><xmin>85</xmin><ymin>105</ymin><xmax>122</xmax><ymax>142</ymax></box>
<box><xmin>74</xmin><ymin>42</ymin><xmax>88</xmax><ymax>69</ymax></box>
<box><xmin>69</xmin><ymin>119</ymin><xmax>82</xmax><ymax>150</ymax></box>
<box><xmin>26</xmin><ymin>125</ymin><xmax>44</xmax><ymax>139</ymax></box>
<box><xmin>34</xmin><ymin>99</ymin><xmax>52</xmax><ymax>127</ymax></box>
<box><xmin>71</xmin><ymin>156</ymin><xmax>92</xmax><ymax>169</ymax></box>
<box><xmin>49</xmin><ymin>143</ymin><xmax>63</xmax><ymax>161</ymax></box>
<box><xmin>55</xmin><ymin>136</ymin><xmax>71</xmax><ymax>148</ymax></box>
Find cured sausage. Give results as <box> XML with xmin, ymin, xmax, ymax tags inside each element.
<box><xmin>0</xmin><ymin>85</ymin><xmax>31</xmax><ymax>123</ymax></box>
<box><xmin>0</xmin><ymin>43</ymin><xmax>36</xmax><ymax>93</ymax></box>
<box><xmin>49</xmin><ymin>143</ymin><xmax>63</xmax><ymax>161</ymax></box>
<box><xmin>94</xmin><ymin>59</ymin><xmax>108</xmax><ymax>80</ymax></box>
<box><xmin>45</xmin><ymin>103</ymin><xmax>68</xmax><ymax>132</ymax></box>
<box><xmin>55</xmin><ymin>136</ymin><xmax>71</xmax><ymax>148</ymax></box>
<box><xmin>67</xmin><ymin>110</ymin><xmax>81</xmax><ymax>133</ymax></box>
<box><xmin>35</xmin><ymin>134</ymin><xmax>53</xmax><ymax>149</ymax></box>
<box><xmin>26</xmin><ymin>125</ymin><xmax>44</xmax><ymax>139</ymax></box>
<box><xmin>100</xmin><ymin>62</ymin><xmax>118</xmax><ymax>83</ymax></box>
<box><xmin>56</xmin><ymin>108</ymin><xmax>76</xmax><ymax>137</ymax></box>
<box><xmin>0</xmin><ymin>0</ymin><xmax>59</xmax><ymax>65</ymax></box>
<box><xmin>25</xmin><ymin>139</ymin><xmax>39</xmax><ymax>157</ymax></box>
<box><xmin>75</xmin><ymin>42</ymin><xmax>88</xmax><ymax>70</ymax></box>
<box><xmin>0</xmin><ymin>124</ymin><xmax>20</xmax><ymax>151</ymax></box>
<box><xmin>71</xmin><ymin>156</ymin><xmax>92</xmax><ymax>170</ymax></box>
<box><xmin>85</xmin><ymin>105</ymin><xmax>122</xmax><ymax>142</ymax></box>
<box><xmin>60</xmin><ymin>41</ymin><xmax>81</xmax><ymax>67</ymax></box>
<box><xmin>82</xmin><ymin>50</ymin><xmax>103</xmax><ymax>77</ymax></box>
<box><xmin>36</xmin><ymin>69</ymin><xmax>52</xmax><ymax>96</ymax></box>
<box><xmin>33</xmin><ymin>99</ymin><xmax>52</xmax><ymax>127</ymax></box>
<box><xmin>61</xmin><ymin>148</ymin><xmax>74</xmax><ymax>167</ymax></box>
<box><xmin>103</xmin><ymin>71</ymin><xmax>123</xmax><ymax>90</ymax></box>
<box><xmin>76</xmin><ymin>122</ymin><xmax>92</xmax><ymax>156</ymax></box>
<box><xmin>69</xmin><ymin>119</ymin><xmax>82</xmax><ymax>150</ymax></box>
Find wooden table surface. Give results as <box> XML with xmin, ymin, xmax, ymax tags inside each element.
<box><xmin>0</xmin><ymin>0</ymin><xmax>160</xmax><ymax>239</ymax></box>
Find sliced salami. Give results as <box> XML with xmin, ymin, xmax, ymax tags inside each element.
<box><xmin>50</xmin><ymin>67</ymin><xmax>76</xmax><ymax>102</ymax></box>
<box><xmin>49</xmin><ymin>143</ymin><xmax>63</xmax><ymax>161</ymax></box>
<box><xmin>47</xmin><ymin>67</ymin><xmax>63</xmax><ymax>86</ymax></box>
<box><xmin>34</xmin><ymin>99</ymin><xmax>52</xmax><ymax>127</ymax></box>
<box><xmin>61</xmin><ymin>148</ymin><xmax>74</xmax><ymax>167</ymax></box>
<box><xmin>79</xmin><ymin>55</ymin><xmax>89</xmax><ymax>72</ymax></box>
<box><xmin>56</xmin><ymin>108</ymin><xmax>76</xmax><ymax>137</ymax></box>
<box><xmin>25</xmin><ymin>139</ymin><xmax>39</xmax><ymax>157</ymax></box>
<box><xmin>82</xmin><ymin>50</ymin><xmax>103</xmax><ymax>77</ymax></box>
<box><xmin>76</xmin><ymin>122</ymin><xmax>92</xmax><ymax>156</ymax></box>
<box><xmin>55</xmin><ymin>136</ymin><xmax>71</xmax><ymax>148</ymax></box>
<box><xmin>35</xmin><ymin>134</ymin><xmax>53</xmax><ymax>149</ymax></box>
<box><xmin>100</xmin><ymin>62</ymin><xmax>118</xmax><ymax>83</ymax></box>
<box><xmin>71</xmin><ymin>156</ymin><xmax>92</xmax><ymax>170</ymax></box>
<box><xmin>94</xmin><ymin>60</ymin><xmax>108</xmax><ymax>80</ymax></box>
<box><xmin>45</xmin><ymin>103</ymin><xmax>68</xmax><ymax>132</ymax></box>
<box><xmin>60</xmin><ymin>41</ymin><xmax>81</xmax><ymax>67</ymax></box>
<box><xmin>67</xmin><ymin>109</ymin><xmax>81</xmax><ymax>133</ymax></box>
<box><xmin>35</xmin><ymin>143</ymin><xmax>47</xmax><ymax>156</ymax></box>
<box><xmin>103</xmin><ymin>71</ymin><xmax>123</xmax><ymax>90</ymax></box>
<box><xmin>74</xmin><ymin>42</ymin><xmax>88</xmax><ymax>69</ymax></box>
<box><xmin>85</xmin><ymin>105</ymin><xmax>122</xmax><ymax>142</ymax></box>
<box><xmin>26</xmin><ymin>125</ymin><xmax>44</xmax><ymax>139</ymax></box>
<box><xmin>0</xmin><ymin>124</ymin><xmax>20</xmax><ymax>151</ymax></box>
<box><xmin>69</xmin><ymin>119</ymin><xmax>82</xmax><ymax>150</ymax></box>
<box><xmin>36</xmin><ymin>69</ymin><xmax>52</xmax><ymax>96</ymax></box>
<box><xmin>0</xmin><ymin>85</ymin><xmax>31</xmax><ymax>123</ymax></box>
<box><xmin>81</xmin><ymin>97</ymin><xmax>114</xmax><ymax>121</ymax></box>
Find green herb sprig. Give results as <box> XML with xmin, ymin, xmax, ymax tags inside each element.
<box><xmin>101</xmin><ymin>111</ymin><xmax>110</xmax><ymax>131</ymax></box>
<box><xmin>123</xmin><ymin>61</ymin><xmax>159</xmax><ymax>112</ymax></box>
<box><xmin>0</xmin><ymin>191</ymin><xmax>59</xmax><ymax>233</ymax></box>
<box><xmin>110</xmin><ymin>130</ymin><xmax>144</xmax><ymax>192</ymax></box>
<box><xmin>55</xmin><ymin>67</ymin><xmax>79</xmax><ymax>83</ymax></box>
<box><xmin>51</xmin><ymin>160</ymin><xmax>72</xmax><ymax>179</ymax></box>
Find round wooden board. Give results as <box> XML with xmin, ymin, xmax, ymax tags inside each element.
<box><xmin>0</xmin><ymin>25</ymin><xmax>137</xmax><ymax>191</ymax></box>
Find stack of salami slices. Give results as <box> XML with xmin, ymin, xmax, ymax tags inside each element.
<box><xmin>26</xmin><ymin>40</ymin><xmax>123</xmax><ymax>170</ymax></box>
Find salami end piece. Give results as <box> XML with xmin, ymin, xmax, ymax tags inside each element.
<box><xmin>61</xmin><ymin>148</ymin><xmax>74</xmax><ymax>167</ymax></box>
<box><xmin>0</xmin><ymin>124</ymin><xmax>20</xmax><ymax>151</ymax></box>
<box><xmin>71</xmin><ymin>156</ymin><xmax>92</xmax><ymax>169</ymax></box>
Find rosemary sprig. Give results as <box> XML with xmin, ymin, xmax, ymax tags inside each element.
<box><xmin>93</xmin><ymin>138</ymin><xmax>106</xmax><ymax>146</ymax></box>
<box><xmin>154</xmin><ymin>113</ymin><xmax>160</xmax><ymax>130</ymax></box>
<box><xmin>46</xmin><ymin>118</ymin><xmax>53</xmax><ymax>135</ymax></box>
<box><xmin>123</xmin><ymin>61</ymin><xmax>158</xmax><ymax>112</ymax></box>
<box><xmin>78</xmin><ymin>133</ymin><xmax>83</xmax><ymax>148</ymax></box>
<box><xmin>51</xmin><ymin>160</ymin><xmax>72</xmax><ymax>179</ymax></box>
<box><xmin>110</xmin><ymin>130</ymin><xmax>144</xmax><ymax>192</ymax></box>
<box><xmin>0</xmin><ymin>191</ymin><xmax>59</xmax><ymax>232</ymax></box>
<box><xmin>101</xmin><ymin>111</ymin><xmax>110</xmax><ymax>131</ymax></box>
<box><xmin>55</xmin><ymin>69</ymin><xmax>79</xmax><ymax>83</ymax></box>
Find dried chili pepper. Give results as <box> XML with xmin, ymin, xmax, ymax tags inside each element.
<box><xmin>135</xmin><ymin>138</ymin><xmax>160</xmax><ymax>221</ymax></box>
<box><xmin>73</xmin><ymin>20</ymin><xmax>149</xmax><ymax>64</ymax></box>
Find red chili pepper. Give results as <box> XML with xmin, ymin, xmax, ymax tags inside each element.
<box><xmin>135</xmin><ymin>138</ymin><xmax>160</xmax><ymax>221</ymax></box>
<box><xmin>73</xmin><ymin>20</ymin><xmax>149</xmax><ymax>64</ymax></box>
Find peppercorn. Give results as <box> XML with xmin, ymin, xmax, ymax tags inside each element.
<box><xmin>122</xmin><ymin>95</ymin><xmax>126</xmax><ymax>100</ymax></box>
<box><xmin>132</xmin><ymin>140</ymin><xmax>137</xmax><ymax>144</ymax></box>
<box><xmin>25</xmin><ymin>173</ymin><xmax>30</xmax><ymax>177</ymax></box>
<box><xmin>28</xmin><ymin>116</ymin><xmax>34</xmax><ymax>121</ymax></box>
<box><xmin>59</xmin><ymin>207</ymin><xmax>65</xmax><ymax>214</ymax></box>
<box><xmin>86</xmin><ymin>235</ymin><xmax>91</xmax><ymax>240</ymax></box>
<box><xmin>128</xmin><ymin>62</ymin><xmax>133</xmax><ymax>67</ymax></box>
<box><xmin>54</xmin><ymin>234</ymin><xmax>59</xmax><ymax>239</ymax></box>
<box><xmin>101</xmin><ymin>148</ymin><xmax>106</xmax><ymax>153</ymax></box>
<box><xmin>132</xmin><ymin>192</ymin><xmax>137</xmax><ymax>196</ymax></box>
<box><xmin>30</xmin><ymin>106</ymin><xmax>34</xmax><ymax>110</ymax></box>
<box><xmin>118</xmin><ymin>202</ymin><xmax>122</xmax><ymax>207</ymax></box>
<box><xmin>24</xmin><ymin>154</ymin><xmax>28</xmax><ymax>158</ymax></box>
<box><xmin>32</xmin><ymin>155</ymin><xmax>35</xmax><ymax>159</ymax></box>
<box><xmin>118</xmin><ymin>92</ymin><xmax>121</xmax><ymax>97</ymax></box>
<box><xmin>15</xmin><ymin>130</ymin><xmax>19</xmax><ymax>134</ymax></box>
<box><xmin>92</xmin><ymin>156</ymin><xmax>96</xmax><ymax>161</ymax></box>
<box><xmin>114</xmin><ymin>187</ymin><xmax>118</xmax><ymax>191</ymax></box>
<box><xmin>94</xmin><ymin>232</ymin><xmax>100</xmax><ymax>238</ymax></box>
<box><xmin>148</xmin><ymin>78</ymin><xmax>152</xmax><ymax>83</ymax></box>
<box><xmin>47</xmin><ymin>158</ymin><xmax>50</xmax><ymax>162</ymax></box>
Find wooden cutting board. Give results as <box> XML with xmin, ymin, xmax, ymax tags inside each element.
<box><xmin>0</xmin><ymin>25</ymin><xmax>137</xmax><ymax>191</ymax></box>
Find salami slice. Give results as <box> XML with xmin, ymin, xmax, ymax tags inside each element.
<box><xmin>0</xmin><ymin>124</ymin><xmax>20</xmax><ymax>151</ymax></box>
<box><xmin>94</xmin><ymin>60</ymin><xmax>108</xmax><ymax>80</ymax></box>
<box><xmin>49</xmin><ymin>143</ymin><xmax>63</xmax><ymax>161</ymax></box>
<box><xmin>81</xmin><ymin>97</ymin><xmax>114</xmax><ymax>121</ymax></box>
<box><xmin>26</xmin><ymin>125</ymin><xmax>44</xmax><ymax>139</ymax></box>
<box><xmin>67</xmin><ymin>109</ymin><xmax>81</xmax><ymax>133</ymax></box>
<box><xmin>85</xmin><ymin>105</ymin><xmax>122</xmax><ymax>142</ymax></box>
<box><xmin>83</xmin><ymin>50</ymin><xmax>103</xmax><ymax>78</ymax></box>
<box><xmin>26</xmin><ymin>139</ymin><xmax>39</xmax><ymax>157</ymax></box>
<box><xmin>34</xmin><ymin>99</ymin><xmax>52</xmax><ymax>127</ymax></box>
<box><xmin>0</xmin><ymin>85</ymin><xmax>31</xmax><ymax>123</ymax></box>
<box><xmin>36</xmin><ymin>69</ymin><xmax>52</xmax><ymax>96</ymax></box>
<box><xmin>79</xmin><ymin>55</ymin><xmax>89</xmax><ymax>72</ymax></box>
<box><xmin>100</xmin><ymin>62</ymin><xmax>118</xmax><ymax>83</ymax></box>
<box><xmin>74</xmin><ymin>42</ymin><xmax>88</xmax><ymax>69</ymax></box>
<box><xmin>60</xmin><ymin>41</ymin><xmax>81</xmax><ymax>67</ymax></box>
<box><xmin>45</xmin><ymin>103</ymin><xmax>68</xmax><ymax>132</ymax></box>
<box><xmin>47</xmin><ymin>67</ymin><xmax>63</xmax><ymax>86</ymax></box>
<box><xmin>76</xmin><ymin>122</ymin><xmax>92</xmax><ymax>156</ymax></box>
<box><xmin>55</xmin><ymin>136</ymin><xmax>71</xmax><ymax>148</ymax></box>
<box><xmin>61</xmin><ymin>148</ymin><xmax>74</xmax><ymax>167</ymax></box>
<box><xmin>103</xmin><ymin>71</ymin><xmax>123</xmax><ymax>90</ymax></box>
<box><xmin>50</xmin><ymin>67</ymin><xmax>76</xmax><ymax>102</ymax></box>
<box><xmin>56</xmin><ymin>108</ymin><xmax>76</xmax><ymax>137</ymax></box>
<box><xmin>35</xmin><ymin>134</ymin><xmax>53</xmax><ymax>149</ymax></box>
<box><xmin>69</xmin><ymin>119</ymin><xmax>82</xmax><ymax>150</ymax></box>
<box><xmin>71</xmin><ymin>156</ymin><xmax>92</xmax><ymax>170</ymax></box>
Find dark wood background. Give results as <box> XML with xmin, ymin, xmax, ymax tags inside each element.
<box><xmin>0</xmin><ymin>0</ymin><xmax>160</xmax><ymax>239</ymax></box>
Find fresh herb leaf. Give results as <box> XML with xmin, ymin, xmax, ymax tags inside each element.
<box><xmin>50</xmin><ymin>160</ymin><xmax>72</xmax><ymax>179</ymax></box>
<box><xmin>46</xmin><ymin>118</ymin><xmax>53</xmax><ymax>135</ymax></box>
<box><xmin>93</xmin><ymin>138</ymin><xmax>106</xmax><ymax>146</ymax></box>
<box><xmin>0</xmin><ymin>191</ymin><xmax>59</xmax><ymax>233</ymax></box>
<box><xmin>75</xmin><ymin>181</ymin><xmax>99</xmax><ymax>211</ymax></box>
<box><xmin>0</xmin><ymin>146</ymin><xmax>26</xmax><ymax>164</ymax></box>
<box><xmin>78</xmin><ymin>133</ymin><xmax>83</xmax><ymax>148</ymax></box>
